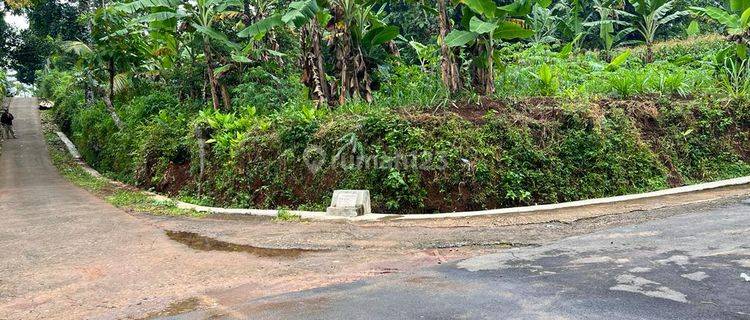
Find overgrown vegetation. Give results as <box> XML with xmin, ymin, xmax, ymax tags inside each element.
<box><xmin>19</xmin><ymin>0</ymin><xmax>750</xmax><ymax>213</ymax></box>
<box><xmin>0</xmin><ymin>70</ymin><xmax>7</xmax><ymax>96</ymax></box>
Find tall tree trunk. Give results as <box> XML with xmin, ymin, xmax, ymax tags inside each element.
<box><xmin>203</xmin><ymin>37</ymin><xmax>221</xmax><ymax>110</ymax></box>
<box><xmin>437</xmin><ymin>0</ymin><xmax>462</xmax><ymax>94</ymax></box>
<box><xmin>470</xmin><ymin>43</ymin><xmax>494</xmax><ymax>95</ymax></box>
<box><xmin>194</xmin><ymin>126</ymin><xmax>207</xmax><ymax>196</ymax></box>
<box><xmin>102</xmin><ymin>94</ymin><xmax>124</xmax><ymax>130</ymax></box>
<box><xmin>337</xmin><ymin>28</ymin><xmax>352</xmax><ymax>105</ymax></box>
<box><xmin>104</xmin><ymin>59</ymin><xmax>124</xmax><ymax>129</ymax></box>
<box><xmin>220</xmin><ymin>82</ymin><xmax>231</xmax><ymax>110</ymax></box>
<box><xmin>300</xmin><ymin>18</ymin><xmax>331</xmax><ymax>106</ymax></box>
<box><xmin>190</xmin><ymin>50</ymin><xmax>198</xmax><ymax>100</ymax></box>
<box><xmin>79</xmin><ymin>0</ymin><xmax>96</xmax><ymax>106</ymax></box>
<box><xmin>356</xmin><ymin>48</ymin><xmax>373</xmax><ymax>102</ymax></box>
<box><xmin>482</xmin><ymin>40</ymin><xmax>495</xmax><ymax>95</ymax></box>
<box><xmin>84</xmin><ymin>71</ymin><xmax>96</xmax><ymax>106</ymax></box>
<box><xmin>311</xmin><ymin>21</ymin><xmax>331</xmax><ymax>105</ymax></box>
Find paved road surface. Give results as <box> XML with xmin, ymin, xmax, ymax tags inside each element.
<box><xmin>0</xmin><ymin>98</ymin><xmax>277</xmax><ymax>319</ymax></box>
<box><xmin>175</xmin><ymin>201</ymin><xmax>750</xmax><ymax>319</ymax></box>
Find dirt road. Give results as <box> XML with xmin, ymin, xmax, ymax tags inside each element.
<box><xmin>1</xmin><ymin>97</ymin><xmax>749</xmax><ymax>319</ymax></box>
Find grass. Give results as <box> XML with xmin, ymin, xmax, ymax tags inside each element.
<box><xmin>273</xmin><ymin>208</ymin><xmax>302</xmax><ymax>222</ymax></box>
<box><xmin>40</xmin><ymin>110</ymin><xmax>205</xmax><ymax>217</ymax></box>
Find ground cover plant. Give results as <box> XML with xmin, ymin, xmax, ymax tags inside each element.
<box><xmin>12</xmin><ymin>0</ymin><xmax>749</xmax><ymax>213</ymax></box>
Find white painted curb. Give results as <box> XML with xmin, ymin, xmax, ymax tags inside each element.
<box><xmin>56</xmin><ymin>131</ymin><xmax>81</xmax><ymax>159</ymax></box>
<box><xmin>54</xmin><ymin>131</ymin><xmax>750</xmax><ymax>221</ymax></box>
<box><xmin>396</xmin><ymin>176</ymin><xmax>750</xmax><ymax>220</ymax></box>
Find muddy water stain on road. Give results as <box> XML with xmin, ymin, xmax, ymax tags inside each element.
<box><xmin>165</xmin><ymin>230</ymin><xmax>325</xmax><ymax>258</ymax></box>
<box><xmin>138</xmin><ymin>297</ymin><xmax>203</xmax><ymax>319</ymax></box>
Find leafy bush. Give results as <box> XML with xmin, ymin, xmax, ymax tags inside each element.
<box><xmin>121</xmin><ymin>91</ymin><xmax>180</xmax><ymax>125</ymax></box>
<box><xmin>607</xmin><ymin>69</ymin><xmax>651</xmax><ymax>98</ymax></box>
<box><xmin>374</xmin><ymin>64</ymin><xmax>449</xmax><ymax>109</ymax></box>
<box><xmin>231</xmin><ymin>64</ymin><xmax>306</xmax><ymax>114</ymax></box>
<box><xmin>134</xmin><ymin>109</ymin><xmax>191</xmax><ymax>190</ymax></box>
<box><xmin>36</xmin><ymin>69</ymin><xmax>76</xmax><ymax>101</ymax></box>
<box><xmin>0</xmin><ymin>70</ymin><xmax>7</xmax><ymax>96</ymax></box>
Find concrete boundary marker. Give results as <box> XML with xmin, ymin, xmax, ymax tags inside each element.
<box><xmin>54</xmin><ymin>131</ymin><xmax>750</xmax><ymax>221</ymax></box>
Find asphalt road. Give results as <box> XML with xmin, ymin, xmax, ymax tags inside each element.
<box><xmin>173</xmin><ymin>200</ymin><xmax>750</xmax><ymax>320</ymax></box>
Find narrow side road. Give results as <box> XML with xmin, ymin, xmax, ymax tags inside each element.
<box><xmin>0</xmin><ymin>98</ymin><xmax>307</xmax><ymax>319</ymax></box>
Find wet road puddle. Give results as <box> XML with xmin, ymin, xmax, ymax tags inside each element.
<box><xmin>165</xmin><ymin>230</ymin><xmax>322</xmax><ymax>258</ymax></box>
<box><xmin>140</xmin><ymin>297</ymin><xmax>202</xmax><ymax>319</ymax></box>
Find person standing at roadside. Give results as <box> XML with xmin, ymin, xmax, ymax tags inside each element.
<box><xmin>1</xmin><ymin>108</ymin><xmax>16</xmax><ymax>140</ymax></box>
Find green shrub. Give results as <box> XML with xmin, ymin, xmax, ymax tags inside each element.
<box><xmin>0</xmin><ymin>70</ymin><xmax>7</xmax><ymax>96</ymax></box>
<box><xmin>36</xmin><ymin>70</ymin><xmax>76</xmax><ymax>101</ymax></box>
<box><xmin>231</xmin><ymin>64</ymin><xmax>306</xmax><ymax>113</ymax></box>
<box><xmin>121</xmin><ymin>91</ymin><xmax>179</xmax><ymax>125</ymax></box>
<box><xmin>134</xmin><ymin>109</ymin><xmax>191</xmax><ymax>189</ymax></box>
<box><xmin>374</xmin><ymin>64</ymin><xmax>449</xmax><ymax>109</ymax></box>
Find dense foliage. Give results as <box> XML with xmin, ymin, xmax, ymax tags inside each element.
<box><xmin>0</xmin><ymin>70</ymin><xmax>7</xmax><ymax>96</ymax></box>
<box><xmin>20</xmin><ymin>0</ymin><xmax>750</xmax><ymax>212</ymax></box>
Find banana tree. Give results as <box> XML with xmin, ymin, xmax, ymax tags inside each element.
<box><xmin>239</xmin><ymin>0</ymin><xmax>399</xmax><ymax>106</ymax></box>
<box><xmin>278</xmin><ymin>0</ymin><xmax>338</xmax><ymax>106</ymax></box>
<box><xmin>118</xmin><ymin>0</ymin><xmax>198</xmax><ymax>100</ymax></box>
<box><xmin>557</xmin><ymin>0</ymin><xmax>587</xmax><ymax>46</ymax></box>
<box><xmin>238</xmin><ymin>0</ymin><xmax>332</xmax><ymax>105</ymax></box>
<box><xmin>329</xmin><ymin>0</ymin><xmax>400</xmax><ymax>104</ymax></box>
<box><xmin>582</xmin><ymin>0</ymin><xmax>634</xmax><ymax>62</ymax></box>
<box><xmin>527</xmin><ymin>3</ymin><xmax>562</xmax><ymax>45</ymax></box>
<box><xmin>117</xmin><ymin>0</ymin><xmax>243</xmax><ymax>110</ymax></box>
<box><xmin>628</xmin><ymin>0</ymin><xmax>687</xmax><ymax>63</ymax></box>
<box><xmin>691</xmin><ymin>0</ymin><xmax>750</xmax><ymax>57</ymax></box>
<box><xmin>444</xmin><ymin>0</ymin><xmax>547</xmax><ymax>95</ymax></box>
<box><xmin>185</xmin><ymin>0</ymin><xmax>243</xmax><ymax>110</ymax></box>
<box><xmin>437</xmin><ymin>0</ymin><xmax>462</xmax><ymax>94</ymax></box>
<box><xmin>241</xmin><ymin>0</ymin><xmax>283</xmax><ymax>63</ymax></box>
